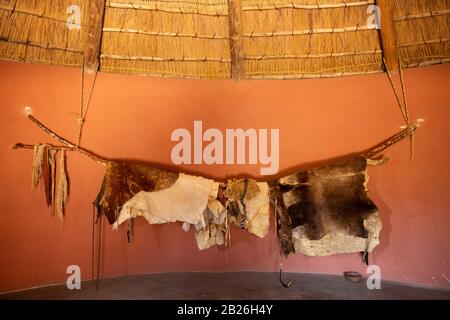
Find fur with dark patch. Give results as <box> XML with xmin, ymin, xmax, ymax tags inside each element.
<box><xmin>94</xmin><ymin>161</ymin><xmax>179</xmax><ymax>224</ymax></box>
<box><xmin>275</xmin><ymin>156</ymin><xmax>378</xmax><ymax>254</ymax></box>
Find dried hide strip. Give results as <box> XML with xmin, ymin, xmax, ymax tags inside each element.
<box><xmin>32</xmin><ymin>144</ymin><xmax>46</xmax><ymax>188</ymax></box>
<box><xmin>274</xmin><ymin>156</ymin><xmax>381</xmax><ymax>256</ymax></box>
<box><xmin>31</xmin><ymin>144</ymin><xmax>64</xmax><ymax>220</ymax></box>
<box><xmin>32</xmin><ymin>144</ymin><xmax>53</xmax><ymax>206</ymax></box>
<box><xmin>224</xmin><ymin>179</ymin><xmax>270</xmax><ymax>238</ymax></box>
<box><xmin>49</xmin><ymin>148</ymin><xmax>57</xmax><ymax>213</ymax></box>
<box><xmin>56</xmin><ymin>150</ymin><xmax>69</xmax><ymax>220</ymax></box>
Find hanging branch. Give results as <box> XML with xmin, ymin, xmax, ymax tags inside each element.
<box><xmin>13</xmin><ymin>143</ymin><xmax>74</xmax><ymax>150</ymax></box>
<box><xmin>14</xmin><ymin>114</ymin><xmax>108</xmax><ymax>165</ymax></box>
<box><xmin>14</xmin><ymin>112</ymin><xmax>418</xmax><ymax>171</ymax></box>
<box><xmin>362</xmin><ymin>124</ymin><xmax>418</xmax><ymax>159</ymax></box>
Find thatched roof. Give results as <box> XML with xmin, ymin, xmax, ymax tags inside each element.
<box><xmin>0</xmin><ymin>0</ymin><xmax>449</xmax><ymax>79</ymax></box>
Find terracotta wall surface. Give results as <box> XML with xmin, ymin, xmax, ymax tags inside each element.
<box><xmin>0</xmin><ymin>61</ymin><xmax>449</xmax><ymax>292</ymax></box>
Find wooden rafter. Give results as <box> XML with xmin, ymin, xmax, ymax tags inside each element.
<box><xmin>84</xmin><ymin>0</ymin><xmax>106</xmax><ymax>74</ymax></box>
<box><xmin>376</xmin><ymin>0</ymin><xmax>399</xmax><ymax>71</ymax></box>
<box><xmin>227</xmin><ymin>0</ymin><xmax>244</xmax><ymax>80</ymax></box>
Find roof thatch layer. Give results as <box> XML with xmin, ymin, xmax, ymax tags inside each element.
<box><xmin>0</xmin><ymin>0</ymin><xmax>449</xmax><ymax>79</ymax></box>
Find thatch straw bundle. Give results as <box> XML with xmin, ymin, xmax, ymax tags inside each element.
<box><xmin>242</xmin><ymin>2</ymin><xmax>382</xmax><ymax>78</ymax></box>
<box><xmin>0</xmin><ymin>0</ymin><xmax>87</xmax><ymax>67</ymax></box>
<box><xmin>0</xmin><ymin>0</ymin><xmax>449</xmax><ymax>79</ymax></box>
<box><xmin>101</xmin><ymin>1</ymin><xmax>231</xmax><ymax>78</ymax></box>
<box><xmin>394</xmin><ymin>0</ymin><xmax>450</xmax><ymax>68</ymax></box>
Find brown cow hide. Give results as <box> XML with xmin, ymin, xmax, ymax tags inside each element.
<box><xmin>112</xmin><ymin>173</ymin><xmax>219</xmax><ymax>229</ymax></box>
<box><xmin>94</xmin><ymin>161</ymin><xmax>179</xmax><ymax>224</ymax></box>
<box><xmin>273</xmin><ymin>156</ymin><xmax>381</xmax><ymax>256</ymax></box>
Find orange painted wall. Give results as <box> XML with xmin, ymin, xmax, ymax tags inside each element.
<box><xmin>0</xmin><ymin>61</ymin><xmax>449</xmax><ymax>292</ymax></box>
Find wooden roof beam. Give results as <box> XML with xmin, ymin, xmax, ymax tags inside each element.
<box><xmin>84</xmin><ymin>0</ymin><xmax>106</xmax><ymax>74</ymax></box>
<box><xmin>227</xmin><ymin>0</ymin><xmax>244</xmax><ymax>80</ymax></box>
<box><xmin>376</xmin><ymin>0</ymin><xmax>399</xmax><ymax>71</ymax></box>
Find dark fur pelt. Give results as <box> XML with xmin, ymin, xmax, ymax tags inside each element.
<box><xmin>94</xmin><ymin>161</ymin><xmax>179</xmax><ymax>224</ymax></box>
<box><xmin>273</xmin><ymin>156</ymin><xmax>378</xmax><ymax>255</ymax></box>
<box><xmin>269</xmin><ymin>181</ymin><xmax>294</xmax><ymax>256</ymax></box>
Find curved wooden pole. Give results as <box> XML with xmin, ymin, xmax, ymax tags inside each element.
<box><xmin>23</xmin><ymin>114</ymin><xmax>108</xmax><ymax>165</ymax></box>
<box><xmin>14</xmin><ymin>114</ymin><xmax>419</xmax><ymax>171</ymax></box>
<box><xmin>362</xmin><ymin>124</ymin><xmax>417</xmax><ymax>159</ymax></box>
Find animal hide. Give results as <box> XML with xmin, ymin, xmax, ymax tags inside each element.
<box><xmin>112</xmin><ymin>172</ymin><xmax>220</xmax><ymax>229</ymax></box>
<box><xmin>195</xmin><ymin>222</ymin><xmax>228</xmax><ymax>250</ymax></box>
<box><xmin>193</xmin><ymin>183</ymin><xmax>228</xmax><ymax>250</ymax></box>
<box><xmin>56</xmin><ymin>150</ymin><xmax>69</xmax><ymax>220</ymax></box>
<box><xmin>94</xmin><ymin>161</ymin><xmax>179</xmax><ymax>224</ymax></box>
<box><xmin>32</xmin><ymin>144</ymin><xmax>58</xmax><ymax>211</ymax></box>
<box><xmin>224</xmin><ymin>179</ymin><xmax>270</xmax><ymax>238</ymax></box>
<box><xmin>49</xmin><ymin>148</ymin><xmax>57</xmax><ymax>213</ymax></box>
<box><xmin>32</xmin><ymin>144</ymin><xmax>46</xmax><ymax>188</ymax></box>
<box><xmin>273</xmin><ymin>156</ymin><xmax>381</xmax><ymax>256</ymax></box>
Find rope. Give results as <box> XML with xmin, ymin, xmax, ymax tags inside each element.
<box><xmin>382</xmin><ymin>58</ymin><xmax>409</xmax><ymax>126</ymax></box>
<box><xmin>96</xmin><ymin>214</ymin><xmax>103</xmax><ymax>290</ymax></box>
<box><xmin>76</xmin><ymin>59</ymin><xmax>99</xmax><ymax>148</ymax></box>
<box><xmin>397</xmin><ymin>58</ymin><xmax>410</xmax><ymax>123</ymax></box>
<box><xmin>91</xmin><ymin>205</ymin><xmax>96</xmax><ymax>282</ymax></box>
<box><xmin>77</xmin><ymin>62</ymin><xmax>85</xmax><ymax>147</ymax></box>
<box><xmin>381</xmin><ymin>55</ymin><xmax>418</xmax><ymax>161</ymax></box>
<box><xmin>379</xmin><ymin>9</ymin><xmax>421</xmax><ymax>162</ymax></box>
<box><xmin>397</xmin><ymin>55</ymin><xmax>415</xmax><ymax>161</ymax></box>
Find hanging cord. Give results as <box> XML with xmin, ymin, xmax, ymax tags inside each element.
<box><xmin>78</xmin><ymin>62</ymin><xmax>84</xmax><ymax>147</ymax></box>
<box><xmin>382</xmin><ymin>58</ymin><xmax>409</xmax><ymax>126</ymax></box>
<box><xmin>76</xmin><ymin>59</ymin><xmax>99</xmax><ymax>148</ymax></box>
<box><xmin>397</xmin><ymin>61</ymin><xmax>410</xmax><ymax>124</ymax></box>
<box><xmin>91</xmin><ymin>205</ymin><xmax>96</xmax><ymax>282</ymax></box>
<box><xmin>96</xmin><ymin>213</ymin><xmax>103</xmax><ymax>290</ymax></box>
<box><xmin>382</xmin><ymin>58</ymin><xmax>419</xmax><ymax>160</ymax></box>
<box><xmin>397</xmin><ymin>58</ymin><xmax>416</xmax><ymax>161</ymax></box>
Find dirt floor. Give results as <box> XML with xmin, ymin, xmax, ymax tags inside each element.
<box><xmin>1</xmin><ymin>272</ymin><xmax>449</xmax><ymax>300</ymax></box>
